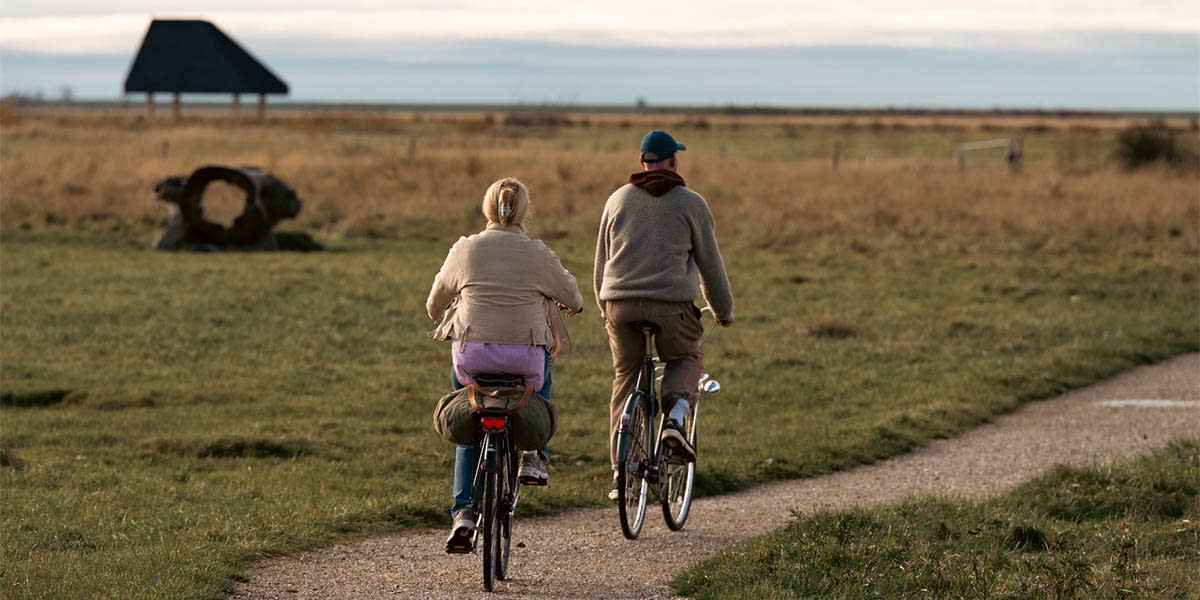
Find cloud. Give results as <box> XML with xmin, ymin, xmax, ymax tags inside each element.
<box><xmin>1</xmin><ymin>2</ymin><xmax>1197</xmax><ymax>55</ymax></box>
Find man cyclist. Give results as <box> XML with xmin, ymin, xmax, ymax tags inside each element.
<box><xmin>593</xmin><ymin>130</ymin><xmax>734</xmax><ymax>501</ymax></box>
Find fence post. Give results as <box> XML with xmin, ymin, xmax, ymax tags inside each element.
<box><xmin>832</xmin><ymin>142</ymin><xmax>843</xmax><ymax>171</ymax></box>
<box><xmin>1006</xmin><ymin>137</ymin><xmax>1023</xmax><ymax>174</ymax></box>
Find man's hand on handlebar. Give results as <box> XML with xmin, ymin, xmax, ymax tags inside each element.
<box><xmin>698</xmin><ymin>306</ymin><xmax>732</xmax><ymax>328</ymax></box>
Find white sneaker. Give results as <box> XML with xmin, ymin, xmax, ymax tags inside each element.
<box><xmin>607</xmin><ymin>471</ymin><xmax>620</xmax><ymax>502</ymax></box>
<box><xmin>519</xmin><ymin>451</ymin><xmax>549</xmax><ymax>486</ymax></box>
<box><xmin>445</xmin><ymin>508</ymin><xmax>476</xmax><ymax>554</ymax></box>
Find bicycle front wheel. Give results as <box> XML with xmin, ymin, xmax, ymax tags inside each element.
<box><xmin>616</xmin><ymin>392</ymin><xmax>651</xmax><ymax>540</ymax></box>
<box><xmin>661</xmin><ymin>402</ymin><xmax>698</xmax><ymax>530</ymax></box>
<box><xmin>496</xmin><ymin>444</ymin><xmax>514</xmax><ymax>580</ymax></box>
<box><xmin>481</xmin><ymin>467</ymin><xmax>499</xmax><ymax>591</ymax></box>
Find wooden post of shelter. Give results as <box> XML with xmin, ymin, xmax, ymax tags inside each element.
<box><xmin>146</xmin><ymin>92</ymin><xmax>155</xmax><ymax>118</ymax></box>
<box><xmin>257</xmin><ymin>94</ymin><xmax>266</xmax><ymax>121</ymax></box>
<box><xmin>232</xmin><ymin>93</ymin><xmax>240</xmax><ymax>119</ymax></box>
<box><xmin>172</xmin><ymin>93</ymin><xmax>181</xmax><ymax>120</ymax></box>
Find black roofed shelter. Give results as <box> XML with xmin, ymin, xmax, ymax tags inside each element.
<box><xmin>124</xmin><ymin>19</ymin><xmax>288</xmax><ymax>119</ymax></box>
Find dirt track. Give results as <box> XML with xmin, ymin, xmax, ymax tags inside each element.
<box><xmin>233</xmin><ymin>354</ymin><xmax>1199</xmax><ymax>600</ymax></box>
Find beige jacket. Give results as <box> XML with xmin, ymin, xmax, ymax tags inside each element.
<box><xmin>426</xmin><ymin>224</ymin><xmax>584</xmax><ymax>353</ymax></box>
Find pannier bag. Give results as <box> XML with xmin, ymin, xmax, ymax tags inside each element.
<box><xmin>433</xmin><ymin>385</ymin><xmax>557</xmax><ymax>450</ymax></box>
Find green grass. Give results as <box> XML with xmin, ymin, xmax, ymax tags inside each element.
<box><xmin>1</xmin><ymin>220</ymin><xmax>1195</xmax><ymax>599</ymax></box>
<box><xmin>673</xmin><ymin>440</ymin><xmax>1200</xmax><ymax>599</ymax></box>
<box><xmin>1</xmin><ymin>115</ymin><xmax>1196</xmax><ymax>599</ymax></box>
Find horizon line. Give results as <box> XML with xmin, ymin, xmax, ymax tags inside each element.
<box><xmin>8</xmin><ymin>97</ymin><xmax>1197</xmax><ymax>117</ymax></box>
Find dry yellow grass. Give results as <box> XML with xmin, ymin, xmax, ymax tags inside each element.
<box><xmin>1</xmin><ymin>106</ymin><xmax>1196</xmax><ymax>252</ymax></box>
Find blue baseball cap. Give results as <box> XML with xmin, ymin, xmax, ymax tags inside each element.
<box><xmin>639</xmin><ymin>130</ymin><xmax>686</xmax><ymax>162</ymax></box>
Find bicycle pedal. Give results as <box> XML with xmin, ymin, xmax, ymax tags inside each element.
<box><xmin>444</xmin><ymin>530</ymin><xmax>475</xmax><ymax>554</ymax></box>
<box><xmin>519</xmin><ymin>476</ymin><xmax>548</xmax><ymax>486</ymax></box>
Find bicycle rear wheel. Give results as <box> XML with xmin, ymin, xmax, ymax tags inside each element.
<box><xmin>616</xmin><ymin>391</ymin><xmax>651</xmax><ymax>539</ymax></box>
<box><xmin>661</xmin><ymin>403</ymin><xmax>698</xmax><ymax>530</ymax></box>
<box><xmin>481</xmin><ymin>465</ymin><xmax>499</xmax><ymax>591</ymax></box>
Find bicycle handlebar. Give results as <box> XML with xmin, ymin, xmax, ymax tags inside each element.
<box><xmin>699</xmin><ymin>306</ymin><xmax>718</xmax><ymax>347</ymax></box>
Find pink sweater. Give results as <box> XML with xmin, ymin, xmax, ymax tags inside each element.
<box><xmin>452</xmin><ymin>340</ymin><xmax>545</xmax><ymax>390</ymax></box>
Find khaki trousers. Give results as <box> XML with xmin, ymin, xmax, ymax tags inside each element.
<box><xmin>604</xmin><ymin>299</ymin><xmax>703</xmax><ymax>469</ymax></box>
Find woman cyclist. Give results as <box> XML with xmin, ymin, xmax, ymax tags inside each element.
<box><xmin>426</xmin><ymin>177</ymin><xmax>583</xmax><ymax>553</ymax></box>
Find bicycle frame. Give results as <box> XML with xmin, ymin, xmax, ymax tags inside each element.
<box><xmin>471</xmin><ymin>429</ymin><xmax>519</xmax><ymax>508</ymax></box>
<box><xmin>637</xmin><ymin>332</ymin><xmax>665</xmax><ymax>486</ymax></box>
<box><xmin>615</xmin><ymin>330</ymin><xmax>655</xmax><ymax>444</ymax></box>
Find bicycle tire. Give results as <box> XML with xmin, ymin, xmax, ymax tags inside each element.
<box><xmin>481</xmin><ymin>465</ymin><xmax>498</xmax><ymax>591</ymax></box>
<box><xmin>496</xmin><ymin>441</ymin><xmax>513</xmax><ymax>580</ymax></box>
<box><xmin>661</xmin><ymin>403</ymin><xmax>698</xmax><ymax>531</ymax></box>
<box><xmin>616</xmin><ymin>391</ymin><xmax>650</xmax><ymax>540</ymax></box>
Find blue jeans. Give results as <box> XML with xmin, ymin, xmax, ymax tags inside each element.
<box><xmin>451</xmin><ymin>350</ymin><xmax>552</xmax><ymax>516</ymax></box>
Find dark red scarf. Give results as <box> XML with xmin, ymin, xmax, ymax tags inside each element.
<box><xmin>629</xmin><ymin>169</ymin><xmax>686</xmax><ymax>197</ymax></box>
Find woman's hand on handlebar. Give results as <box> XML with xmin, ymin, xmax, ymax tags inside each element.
<box><xmin>556</xmin><ymin>302</ymin><xmax>582</xmax><ymax>318</ymax></box>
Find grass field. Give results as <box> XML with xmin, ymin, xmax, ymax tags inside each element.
<box><xmin>673</xmin><ymin>440</ymin><xmax>1200</xmax><ymax>599</ymax></box>
<box><xmin>1</xmin><ymin>108</ymin><xmax>1197</xmax><ymax>599</ymax></box>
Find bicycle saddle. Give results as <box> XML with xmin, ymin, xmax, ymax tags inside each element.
<box><xmin>627</xmin><ymin>321</ymin><xmax>661</xmax><ymax>334</ymax></box>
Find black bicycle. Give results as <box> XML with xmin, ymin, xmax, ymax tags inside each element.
<box><xmin>614</xmin><ymin>307</ymin><xmax>722</xmax><ymax>539</ymax></box>
<box><xmin>464</xmin><ymin>375</ymin><xmax>529</xmax><ymax>591</ymax></box>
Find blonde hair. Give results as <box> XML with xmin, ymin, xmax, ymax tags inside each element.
<box><xmin>482</xmin><ymin>177</ymin><xmax>530</xmax><ymax>226</ymax></box>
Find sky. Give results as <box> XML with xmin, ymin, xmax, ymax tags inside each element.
<box><xmin>1</xmin><ymin>1</ymin><xmax>1197</xmax><ymax>109</ymax></box>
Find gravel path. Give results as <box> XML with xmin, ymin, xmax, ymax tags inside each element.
<box><xmin>234</xmin><ymin>354</ymin><xmax>1199</xmax><ymax>600</ymax></box>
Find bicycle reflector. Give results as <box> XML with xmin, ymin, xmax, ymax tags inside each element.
<box><xmin>481</xmin><ymin>416</ymin><xmax>508</xmax><ymax>431</ymax></box>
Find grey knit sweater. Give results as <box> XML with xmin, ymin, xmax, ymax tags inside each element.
<box><xmin>593</xmin><ymin>182</ymin><xmax>734</xmax><ymax>320</ymax></box>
